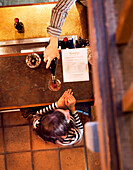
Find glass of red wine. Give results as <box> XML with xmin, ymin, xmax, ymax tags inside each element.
<box><xmin>48</xmin><ymin>58</ymin><xmax>61</xmax><ymax>91</ymax></box>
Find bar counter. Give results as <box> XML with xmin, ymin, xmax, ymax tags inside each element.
<box><xmin>0</xmin><ymin>52</ymin><xmax>94</xmax><ymax>110</ymax></box>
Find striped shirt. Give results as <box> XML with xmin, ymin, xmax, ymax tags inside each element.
<box><xmin>33</xmin><ymin>102</ymin><xmax>83</xmax><ymax>146</ymax></box>
<box><xmin>47</xmin><ymin>0</ymin><xmax>87</xmax><ymax>38</ymax></box>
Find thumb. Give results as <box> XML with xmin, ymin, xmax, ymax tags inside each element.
<box><xmin>46</xmin><ymin>59</ymin><xmax>52</xmax><ymax>69</ymax></box>
<box><xmin>44</xmin><ymin>56</ymin><xmax>48</xmax><ymax>63</ymax></box>
<box><xmin>57</xmin><ymin>53</ymin><xmax>60</xmax><ymax>59</ymax></box>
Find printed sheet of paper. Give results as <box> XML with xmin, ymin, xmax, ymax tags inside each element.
<box><xmin>62</xmin><ymin>48</ymin><xmax>89</xmax><ymax>82</ymax></box>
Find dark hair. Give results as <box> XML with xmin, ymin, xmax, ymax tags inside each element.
<box><xmin>35</xmin><ymin>110</ymin><xmax>72</xmax><ymax>144</ymax></box>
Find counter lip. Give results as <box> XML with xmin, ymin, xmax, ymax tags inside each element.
<box><xmin>0</xmin><ymin>99</ymin><xmax>94</xmax><ymax>111</ymax></box>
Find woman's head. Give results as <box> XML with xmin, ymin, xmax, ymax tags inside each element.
<box><xmin>40</xmin><ymin>109</ymin><xmax>71</xmax><ymax>143</ymax></box>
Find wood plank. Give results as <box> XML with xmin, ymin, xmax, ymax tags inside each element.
<box><xmin>122</xmin><ymin>83</ymin><xmax>133</xmax><ymax>112</ymax></box>
<box><xmin>116</xmin><ymin>0</ymin><xmax>133</xmax><ymax>44</ymax></box>
<box><xmin>0</xmin><ymin>53</ymin><xmax>93</xmax><ymax>110</ymax></box>
<box><xmin>0</xmin><ymin>99</ymin><xmax>94</xmax><ymax>111</ymax></box>
<box><xmin>87</xmin><ymin>0</ymin><xmax>123</xmax><ymax>169</ymax></box>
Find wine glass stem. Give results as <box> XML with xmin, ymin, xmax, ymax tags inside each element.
<box><xmin>52</xmin><ymin>75</ymin><xmax>56</xmax><ymax>84</ymax></box>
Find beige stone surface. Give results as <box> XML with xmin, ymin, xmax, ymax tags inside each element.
<box><xmin>33</xmin><ymin>150</ymin><xmax>59</xmax><ymax>170</ymax></box>
<box><xmin>6</xmin><ymin>152</ymin><xmax>32</xmax><ymax>170</ymax></box>
<box><xmin>4</xmin><ymin>126</ymin><xmax>30</xmax><ymax>152</ymax></box>
<box><xmin>60</xmin><ymin>147</ymin><xmax>86</xmax><ymax>170</ymax></box>
<box><xmin>87</xmin><ymin>148</ymin><xmax>101</xmax><ymax>170</ymax></box>
<box><xmin>0</xmin><ymin>155</ymin><xmax>5</xmax><ymax>170</ymax></box>
<box><xmin>0</xmin><ymin>2</ymin><xmax>87</xmax><ymax>41</ymax></box>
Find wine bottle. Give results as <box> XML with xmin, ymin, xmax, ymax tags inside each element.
<box><xmin>49</xmin><ymin>58</ymin><xmax>57</xmax><ymax>76</ymax></box>
<box><xmin>48</xmin><ymin>58</ymin><xmax>61</xmax><ymax>91</ymax></box>
<box><xmin>14</xmin><ymin>18</ymin><xmax>24</xmax><ymax>33</ymax></box>
<box><xmin>49</xmin><ymin>58</ymin><xmax>57</xmax><ymax>85</ymax></box>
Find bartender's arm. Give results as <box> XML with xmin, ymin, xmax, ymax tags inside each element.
<box><xmin>44</xmin><ymin>0</ymin><xmax>76</xmax><ymax>69</ymax></box>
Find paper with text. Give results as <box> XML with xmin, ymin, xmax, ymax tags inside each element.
<box><xmin>62</xmin><ymin>48</ymin><xmax>89</xmax><ymax>82</ymax></box>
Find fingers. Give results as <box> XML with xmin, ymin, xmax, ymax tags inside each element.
<box><xmin>46</xmin><ymin>59</ymin><xmax>52</xmax><ymax>69</ymax></box>
<box><xmin>63</xmin><ymin>89</ymin><xmax>72</xmax><ymax>97</ymax></box>
<box><xmin>65</xmin><ymin>94</ymin><xmax>76</xmax><ymax>108</ymax></box>
<box><xmin>65</xmin><ymin>97</ymin><xmax>68</xmax><ymax>106</ymax></box>
<box><xmin>43</xmin><ymin>53</ymin><xmax>49</xmax><ymax>69</ymax></box>
<box><xmin>66</xmin><ymin>89</ymin><xmax>73</xmax><ymax>95</ymax></box>
<box><xmin>63</xmin><ymin>90</ymin><xmax>73</xmax><ymax>101</ymax></box>
<box><xmin>43</xmin><ymin>44</ymin><xmax>60</xmax><ymax>69</ymax></box>
<box><xmin>43</xmin><ymin>47</ymin><xmax>52</xmax><ymax>69</ymax></box>
<box><xmin>68</xmin><ymin>95</ymin><xmax>75</xmax><ymax>102</ymax></box>
<box><xmin>65</xmin><ymin>93</ymin><xmax>75</xmax><ymax>103</ymax></box>
<box><xmin>43</xmin><ymin>49</ymin><xmax>47</xmax><ymax>62</ymax></box>
<box><xmin>43</xmin><ymin>51</ymin><xmax>52</xmax><ymax>69</ymax></box>
<box><xmin>64</xmin><ymin>90</ymin><xmax>73</xmax><ymax>106</ymax></box>
<box><xmin>56</xmin><ymin>54</ymin><xmax>60</xmax><ymax>59</ymax></box>
<box><xmin>67</xmin><ymin>89</ymin><xmax>72</xmax><ymax>94</ymax></box>
<box><xmin>43</xmin><ymin>56</ymin><xmax>48</xmax><ymax>63</ymax></box>
<box><xmin>43</xmin><ymin>57</ymin><xmax>51</xmax><ymax>69</ymax></box>
<box><xmin>67</xmin><ymin>89</ymin><xmax>72</xmax><ymax>95</ymax></box>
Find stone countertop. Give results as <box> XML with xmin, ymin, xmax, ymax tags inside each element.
<box><xmin>0</xmin><ymin>2</ymin><xmax>88</xmax><ymax>41</ymax></box>
<box><xmin>0</xmin><ymin>53</ymin><xmax>94</xmax><ymax>110</ymax></box>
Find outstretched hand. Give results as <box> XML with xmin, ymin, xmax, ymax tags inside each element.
<box><xmin>43</xmin><ymin>36</ymin><xmax>60</xmax><ymax>69</ymax></box>
<box><xmin>65</xmin><ymin>93</ymin><xmax>76</xmax><ymax>112</ymax></box>
<box><xmin>57</xmin><ymin>89</ymin><xmax>73</xmax><ymax>109</ymax></box>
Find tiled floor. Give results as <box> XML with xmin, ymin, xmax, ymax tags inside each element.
<box><xmin>0</xmin><ymin>105</ymin><xmax>101</xmax><ymax>170</ymax></box>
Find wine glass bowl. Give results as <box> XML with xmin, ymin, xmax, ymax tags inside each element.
<box><xmin>26</xmin><ymin>53</ymin><xmax>41</xmax><ymax>68</ymax></box>
<box><xmin>48</xmin><ymin>78</ymin><xmax>61</xmax><ymax>91</ymax></box>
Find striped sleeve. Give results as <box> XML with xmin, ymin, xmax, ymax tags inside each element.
<box><xmin>47</xmin><ymin>0</ymin><xmax>76</xmax><ymax>38</ymax></box>
<box><xmin>35</xmin><ymin>102</ymin><xmax>58</xmax><ymax>115</ymax></box>
<box><xmin>57</xmin><ymin>125</ymin><xmax>83</xmax><ymax>146</ymax></box>
<box><xmin>33</xmin><ymin>102</ymin><xmax>58</xmax><ymax>129</ymax></box>
<box><xmin>71</xmin><ymin>110</ymin><xmax>83</xmax><ymax>129</ymax></box>
<box><xmin>57</xmin><ymin>111</ymin><xmax>84</xmax><ymax>146</ymax></box>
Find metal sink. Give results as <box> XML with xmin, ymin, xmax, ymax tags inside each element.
<box><xmin>0</xmin><ymin>35</ymin><xmax>77</xmax><ymax>55</ymax></box>
<box><xmin>0</xmin><ymin>37</ymin><xmax>49</xmax><ymax>55</ymax></box>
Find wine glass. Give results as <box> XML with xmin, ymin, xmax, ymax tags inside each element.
<box><xmin>48</xmin><ymin>58</ymin><xmax>61</xmax><ymax>91</ymax></box>
<box><xmin>26</xmin><ymin>53</ymin><xmax>41</xmax><ymax>68</ymax></box>
<box><xmin>48</xmin><ymin>77</ymin><xmax>61</xmax><ymax>91</ymax></box>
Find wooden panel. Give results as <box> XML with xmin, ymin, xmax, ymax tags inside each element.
<box><xmin>116</xmin><ymin>0</ymin><xmax>133</xmax><ymax>44</ymax></box>
<box><xmin>122</xmin><ymin>83</ymin><xmax>133</xmax><ymax>112</ymax></box>
<box><xmin>87</xmin><ymin>0</ymin><xmax>124</xmax><ymax>169</ymax></box>
<box><xmin>0</xmin><ymin>53</ymin><xmax>93</xmax><ymax>110</ymax></box>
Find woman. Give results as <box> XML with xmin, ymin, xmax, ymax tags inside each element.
<box><xmin>21</xmin><ymin>89</ymin><xmax>83</xmax><ymax>145</ymax></box>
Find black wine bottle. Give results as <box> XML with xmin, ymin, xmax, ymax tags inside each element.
<box><xmin>49</xmin><ymin>58</ymin><xmax>57</xmax><ymax>85</ymax></box>
<box><xmin>49</xmin><ymin>58</ymin><xmax>57</xmax><ymax>76</ymax></box>
<box><xmin>14</xmin><ymin>18</ymin><xmax>24</xmax><ymax>33</ymax></box>
<box><xmin>48</xmin><ymin>58</ymin><xmax>61</xmax><ymax>91</ymax></box>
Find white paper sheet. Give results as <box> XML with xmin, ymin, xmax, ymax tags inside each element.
<box><xmin>62</xmin><ymin>48</ymin><xmax>89</xmax><ymax>82</ymax></box>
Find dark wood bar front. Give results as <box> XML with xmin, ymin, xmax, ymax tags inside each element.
<box><xmin>0</xmin><ymin>53</ymin><xmax>94</xmax><ymax>110</ymax></box>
